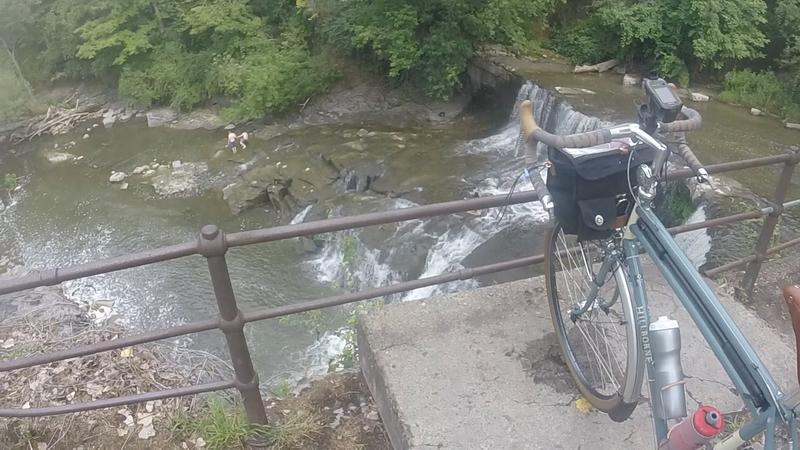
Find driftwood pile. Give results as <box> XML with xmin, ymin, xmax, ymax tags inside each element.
<box><xmin>10</xmin><ymin>95</ymin><xmax>103</xmax><ymax>144</ymax></box>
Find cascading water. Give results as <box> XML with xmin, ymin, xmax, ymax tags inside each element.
<box><xmin>302</xmin><ymin>81</ymin><xmax>610</xmax><ymax>301</ymax></box>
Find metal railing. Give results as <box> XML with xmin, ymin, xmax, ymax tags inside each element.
<box><xmin>1</xmin><ymin>149</ymin><xmax>799</xmax><ymax>431</ymax></box>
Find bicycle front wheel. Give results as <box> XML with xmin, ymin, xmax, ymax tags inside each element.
<box><xmin>544</xmin><ymin>222</ymin><xmax>642</xmax><ymax>420</ymax></box>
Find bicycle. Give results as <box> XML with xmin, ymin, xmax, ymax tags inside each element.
<box><xmin>519</xmin><ymin>78</ymin><xmax>800</xmax><ymax>450</ymax></box>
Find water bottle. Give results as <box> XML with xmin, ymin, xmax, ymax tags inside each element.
<box><xmin>650</xmin><ymin>316</ymin><xmax>687</xmax><ymax>419</ymax></box>
<box><xmin>659</xmin><ymin>405</ymin><xmax>724</xmax><ymax>450</ymax></box>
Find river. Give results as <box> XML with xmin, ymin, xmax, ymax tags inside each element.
<box><xmin>1</xmin><ymin>68</ymin><xmax>798</xmax><ymax>387</ymax></box>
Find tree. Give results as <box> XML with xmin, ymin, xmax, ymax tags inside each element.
<box><xmin>563</xmin><ymin>0</ymin><xmax>768</xmax><ymax>84</ymax></box>
<box><xmin>0</xmin><ymin>0</ymin><xmax>40</xmax><ymax>97</ymax></box>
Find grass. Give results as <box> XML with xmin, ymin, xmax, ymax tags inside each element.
<box><xmin>173</xmin><ymin>398</ymin><xmax>263</xmax><ymax>449</ymax></box>
<box><xmin>719</xmin><ymin>70</ymin><xmax>800</xmax><ymax>121</ymax></box>
<box><xmin>173</xmin><ymin>397</ymin><xmax>324</xmax><ymax>450</ymax></box>
<box><xmin>266</xmin><ymin>408</ymin><xmax>324</xmax><ymax>449</ymax></box>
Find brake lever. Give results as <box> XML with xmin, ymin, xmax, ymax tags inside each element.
<box><xmin>525</xmin><ymin>168</ymin><xmax>555</xmax><ymax>225</ymax></box>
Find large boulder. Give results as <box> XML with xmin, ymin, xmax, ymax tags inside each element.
<box><xmin>145</xmin><ymin>108</ymin><xmax>179</xmax><ymax>128</ymax></box>
<box><xmin>222</xmin><ymin>165</ymin><xmax>285</xmax><ymax>214</ymax></box>
<box><xmin>150</xmin><ymin>162</ymin><xmax>208</xmax><ymax>197</ymax></box>
<box><xmin>221</xmin><ymin>163</ymin><xmax>324</xmax><ymax>215</ymax></box>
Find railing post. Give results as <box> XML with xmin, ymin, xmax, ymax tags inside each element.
<box><xmin>741</xmin><ymin>148</ymin><xmax>799</xmax><ymax>295</ymax></box>
<box><xmin>199</xmin><ymin>224</ymin><xmax>269</xmax><ymax>441</ymax></box>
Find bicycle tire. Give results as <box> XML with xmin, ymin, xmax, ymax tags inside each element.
<box><xmin>544</xmin><ymin>222</ymin><xmax>642</xmax><ymax>420</ymax></box>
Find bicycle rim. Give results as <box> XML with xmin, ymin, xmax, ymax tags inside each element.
<box><xmin>545</xmin><ymin>223</ymin><xmax>638</xmax><ymax>414</ymax></box>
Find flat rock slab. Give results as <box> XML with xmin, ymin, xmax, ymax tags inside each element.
<box><xmin>358</xmin><ymin>262</ymin><xmax>796</xmax><ymax>450</ymax></box>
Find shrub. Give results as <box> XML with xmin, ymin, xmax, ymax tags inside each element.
<box><xmin>550</xmin><ymin>17</ymin><xmax>617</xmax><ymax>64</ymax></box>
<box><xmin>552</xmin><ymin>0</ymin><xmax>768</xmax><ymax>84</ymax></box>
<box><xmin>719</xmin><ymin>70</ymin><xmax>787</xmax><ymax>114</ymax></box>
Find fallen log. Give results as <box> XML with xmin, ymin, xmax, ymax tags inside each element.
<box><xmin>574</xmin><ymin>59</ymin><xmax>620</xmax><ymax>73</ymax></box>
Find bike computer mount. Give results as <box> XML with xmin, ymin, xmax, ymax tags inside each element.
<box><xmin>638</xmin><ymin>78</ymin><xmax>683</xmax><ymax>134</ymax></box>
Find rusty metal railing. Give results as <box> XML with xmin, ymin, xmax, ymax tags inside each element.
<box><xmin>1</xmin><ymin>149</ymin><xmax>799</xmax><ymax>430</ymax></box>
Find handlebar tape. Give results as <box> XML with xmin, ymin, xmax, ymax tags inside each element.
<box><xmin>520</xmin><ymin>100</ymin><xmax>612</xmax><ymax>149</ymax></box>
<box><xmin>659</xmin><ymin>106</ymin><xmax>702</xmax><ymax>132</ymax></box>
<box><xmin>675</xmin><ymin>141</ymin><xmax>704</xmax><ymax>174</ymax></box>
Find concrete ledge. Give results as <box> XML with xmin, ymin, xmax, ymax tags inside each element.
<box><xmin>358</xmin><ymin>263</ymin><xmax>795</xmax><ymax>449</ymax></box>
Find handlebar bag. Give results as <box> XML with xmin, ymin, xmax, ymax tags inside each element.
<box><xmin>546</xmin><ymin>140</ymin><xmax>655</xmax><ymax>240</ymax></box>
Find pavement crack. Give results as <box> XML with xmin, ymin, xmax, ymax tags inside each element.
<box><xmin>511</xmin><ymin>395</ymin><xmax>576</xmax><ymax>408</ymax></box>
<box><xmin>684</xmin><ymin>373</ymin><xmax>733</xmax><ymax>390</ymax></box>
<box><xmin>622</xmin><ymin>429</ymin><xmax>636</xmax><ymax>443</ymax></box>
<box><xmin>685</xmin><ymin>387</ymin><xmax>702</xmax><ymax>406</ymax></box>
<box><xmin>377</xmin><ymin>342</ymin><xmax>415</xmax><ymax>352</ymax></box>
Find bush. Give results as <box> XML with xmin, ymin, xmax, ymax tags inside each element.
<box><xmin>118</xmin><ymin>44</ymin><xmax>215</xmax><ymax>110</ymax></box>
<box><xmin>216</xmin><ymin>41</ymin><xmax>336</xmax><ymax>121</ymax></box>
<box><xmin>550</xmin><ymin>17</ymin><xmax>617</xmax><ymax>64</ymax></box>
<box><xmin>551</xmin><ymin>0</ymin><xmax>768</xmax><ymax>84</ymax></box>
<box><xmin>719</xmin><ymin>70</ymin><xmax>791</xmax><ymax>116</ymax></box>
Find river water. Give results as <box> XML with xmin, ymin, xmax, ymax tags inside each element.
<box><xmin>1</xmin><ymin>69</ymin><xmax>798</xmax><ymax>386</ymax></box>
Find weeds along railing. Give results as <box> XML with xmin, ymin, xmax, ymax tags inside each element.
<box><xmin>0</xmin><ymin>149</ymin><xmax>799</xmax><ymax>428</ymax></box>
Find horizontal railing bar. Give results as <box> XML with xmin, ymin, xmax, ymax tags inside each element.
<box><xmin>766</xmin><ymin>236</ymin><xmax>800</xmax><ymax>256</ymax></box>
<box><xmin>242</xmin><ymin>255</ymin><xmax>543</xmax><ymax>323</ymax></box>
<box><xmin>226</xmin><ymin>191</ymin><xmax>539</xmax><ymax>247</ymax></box>
<box><xmin>704</xmin><ymin>235</ymin><xmax>800</xmax><ymax>278</ymax></box>
<box><xmin>4</xmin><ymin>195</ymin><xmax>799</xmax><ymax>372</ymax></box>
<box><xmin>705</xmin><ymin>256</ymin><xmax>758</xmax><ymax>278</ymax></box>
<box><xmin>783</xmin><ymin>199</ymin><xmax>800</xmax><ymax>210</ymax></box>
<box><xmin>668</xmin><ymin>209</ymin><xmax>770</xmax><ymax>235</ymax></box>
<box><xmin>0</xmin><ymin>379</ymin><xmax>235</xmax><ymax>418</ymax></box>
<box><xmin>0</xmin><ymin>151</ymin><xmax>794</xmax><ymax>297</ymax></box>
<box><xmin>666</xmin><ymin>153</ymin><xmax>794</xmax><ymax>181</ymax></box>
<box><xmin>0</xmin><ymin>241</ymin><xmax>198</xmax><ymax>296</ymax></box>
<box><xmin>0</xmin><ymin>318</ymin><xmax>219</xmax><ymax>372</ymax></box>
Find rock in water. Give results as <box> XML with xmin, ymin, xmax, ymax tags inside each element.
<box><xmin>120</xmin><ymin>182</ymin><xmax>129</xmax><ymax>190</ymax></box>
<box><xmin>171</xmin><ymin>160</ymin><xmax>182</xmax><ymax>169</ymax></box>
<box><xmin>44</xmin><ymin>151</ymin><xmax>76</xmax><ymax>164</ymax></box>
<box><xmin>132</xmin><ymin>165</ymin><xmax>149</xmax><ymax>175</ymax></box>
<box><xmin>109</xmin><ymin>172</ymin><xmax>127</xmax><ymax>183</ymax></box>
<box><xmin>622</xmin><ymin>74</ymin><xmax>640</xmax><ymax>86</ymax></box>
<box><xmin>786</xmin><ymin>122</ymin><xmax>800</xmax><ymax>130</ymax></box>
<box><xmin>750</xmin><ymin>108</ymin><xmax>763</xmax><ymax>116</ymax></box>
<box><xmin>150</xmin><ymin>162</ymin><xmax>208</xmax><ymax>197</ymax></box>
<box><xmin>573</xmin><ymin>59</ymin><xmax>620</xmax><ymax>73</ymax></box>
<box><xmin>102</xmin><ymin>109</ymin><xmax>117</xmax><ymax>128</ymax></box>
<box><xmin>356</xmin><ymin>128</ymin><xmax>369</xmax><ymax>138</ymax></box>
<box><xmin>145</xmin><ymin>108</ymin><xmax>178</xmax><ymax>128</ymax></box>
<box><xmin>690</xmin><ymin>92</ymin><xmax>710</xmax><ymax>102</ymax></box>
<box><xmin>554</xmin><ymin>87</ymin><xmax>596</xmax><ymax>95</ymax></box>
<box><xmin>82</xmin><ymin>133</ymin><xmax>90</xmax><ymax>139</ymax></box>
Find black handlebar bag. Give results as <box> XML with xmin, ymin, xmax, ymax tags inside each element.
<box><xmin>546</xmin><ymin>141</ymin><xmax>655</xmax><ymax>241</ymax></box>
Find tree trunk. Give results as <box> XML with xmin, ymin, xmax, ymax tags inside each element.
<box><xmin>0</xmin><ymin>37</ymin><xmax>34</xmax><ymax>99</ymax></box>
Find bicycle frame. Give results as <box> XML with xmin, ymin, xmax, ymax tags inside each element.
<box><xmin>621</xmin><ymin>203</ymin><xmax>800</xmax><ymax>449</ymax></box>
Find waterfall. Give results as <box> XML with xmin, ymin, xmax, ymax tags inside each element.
<box><xmin>306</xmin><ymin>81</ymin><xmax>614</xmax><ymax>301</ymax></box>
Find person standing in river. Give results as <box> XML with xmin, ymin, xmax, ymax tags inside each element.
<box><xmin>226</xmin><ymin>131</ymin><xmax>238</xmax><ymax>154</ymax></box>
<box><xmin>238</xmin><ymin>131</ymin><xmax>249</xmax><ymax>149</ymax></box>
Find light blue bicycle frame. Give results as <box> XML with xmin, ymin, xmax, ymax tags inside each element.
<box><xmin>619</xmin><ymin>202</ymin><xmax>800</xmax><ymax>449</ymax></box>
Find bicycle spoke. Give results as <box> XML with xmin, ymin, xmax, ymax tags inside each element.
<box><xmin>550</xmin><ymin>228</ymin><xmax>629</xmax><ymax>398</ymax></box>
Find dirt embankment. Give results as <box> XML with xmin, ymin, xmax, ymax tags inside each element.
<box><xmin>0</xmin><ymin>271</ymin><xmax>388</xmax><ymax>449</ymax></box>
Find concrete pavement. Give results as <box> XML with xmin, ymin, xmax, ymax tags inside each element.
<box><xmin>358</xmin><ymin>262</ymin><xmax>797</xmax><ymax>449</ymax></box>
